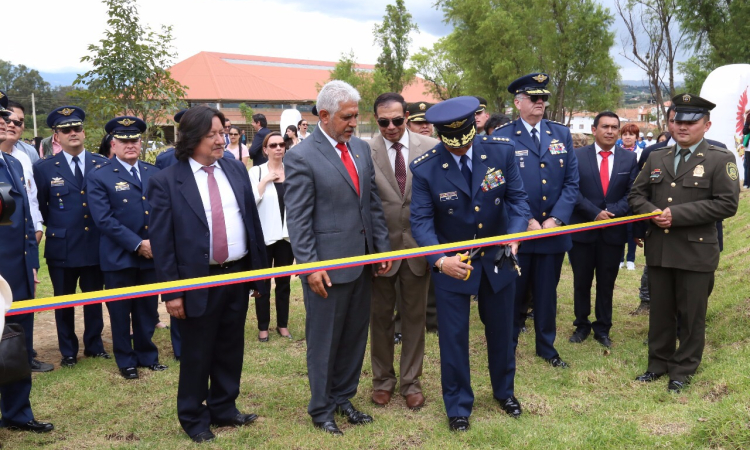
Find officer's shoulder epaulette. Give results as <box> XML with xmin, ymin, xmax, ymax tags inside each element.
<box><xmin>496</xmin><ymin>121</ymin><xmax>512</xmax><ymax>130</ymax></box>
<box><xmin>38</xmin><ymin>153</ymin><xmax>57</xmax><ymax>163</ymax></box>
<box><xmin>707</xmin><ymin>144</ymin><xmax>730</xmax><ymax>154</ymax></box>
<box><xmin>93</xmin><ymin>160</ymin><xmax>112</xmax><ymax>170</ymax></box>
<box><xmin>91</xmin><ymin>153</ymin><xmax>108</xmax><ymax>160</ymax></box>
<box><xmin>481</xmin><ymin>135</ymin><xmax>512</xmax><ymax>144</ymax></box>
<box><xmin>411</xmin><ymin>148</ymin><xmax>439</xmax><ymax>167</ymax></box>
<box><xmin>138</xmin><ymin>160</ymin><xmax>157</xmax><ymax>169</ymax></box>
<box><xmin>544</xmin><ymin>118</ymin><xmax>568</xmax><ymax>129</ymax></box>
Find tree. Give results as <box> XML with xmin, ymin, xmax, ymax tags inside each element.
<box><xmin>373</xmin><ymin>0</ymin><xmax>419</xmax><ymax>93</ymax></box>
<box><xmin>238</xmin><ymin>103</ymin><xmax>254</xmax><ymax>124</ymax></box>
<box><xmin>319</xmin><ymin>50</ymin><xmax>387</xmax><ymax>117</ymax></box>
<box><xmin>615</xmin><ymin>0</ymin><xmax>687</xmax><ymax>131</ymax></box>
<box><xmin>0</xmin><ymin>60</ymin><xmax>53</xmax><ymax>114</ymax></box>
<box><xmin>410</xmin><ymin>38</ymin><xmax>465</xmax><ymax>100</ymax></box>
<box><xmin>674</xmin><ymin>0</ymin><xmax>750</xmax><ymax>92</ymax></box>
<box><xmin>73</xmin><ymin>0</ymin><xmax>186</xmax><ymax>151</ymax></box>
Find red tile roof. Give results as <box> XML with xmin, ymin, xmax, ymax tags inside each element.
<box><xmin>169</xmin><ymin>52</ymin><xmax>440</xmax><ymax>103</ymax></box>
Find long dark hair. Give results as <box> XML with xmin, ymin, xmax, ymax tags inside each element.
<box><xmin>175</xmin><ymin>106</ymin><xmax>226</xmax><ymax>162</ymax></box>
<box><xmin>227</xmin><ymin>126</ymin><xmax>243</xmax><ymax>160</ymax></box>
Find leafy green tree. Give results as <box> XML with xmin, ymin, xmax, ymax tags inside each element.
<box><xmin>238</xmin><ymin>103</ymin><xmax>255</xmax><ymax>124</ymax></box>
<box><xmin>0</xmin><ymin>60</ymin><xmax>53</xmax><ymax>114</ymax></box>
<box><xmin>319</xmin><ymin>50</ymin><xmax>387</xmax><ymax>115</ymax></box>
<box><xmin>373</xmin><ymin>0</ymin><xmax>419</xmax><ymax>93</ymax></box>
<box><xmin>73</xmin><ymin>0</ymin><xmax>186</xmax><ymax>151</ymax></box>
<box><xmin>674</xmin><ymin>0</ymin><xmax>750</xmax><ymax>92</ymax></box>
<box><xmin>410</xmin><ymin>38</ymin><xmax>465</xmax><ymax>100</ymax></box>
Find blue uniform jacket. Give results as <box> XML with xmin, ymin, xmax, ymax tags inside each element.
<box><xmin>570</xmin><ymin>144</ymin><xmax>638</xmax><ymax>245</ymax></box>
<box><xmin>33</xmin><ymin>151</ymin><xmax>107</xmax><ymax>267</ymax></box>
<box><xmin>0</xmin><ymin>153</ymin><xmax>39</xmax><ymax>300</ymax></box>
<box><xmin>155</xmin><ymin>147</ymin><xmax>235</xmax><ymax>170</ymax></box>
<box><xmin>493</xmin><ymin>118</ymin><xmax>579</xmax><ymax>254</ymax></box>
<box><xmin>87</xmin><ymin>159</ymin><xmax>159</xmax><ymax>272</ymax></box>
<box><xmin>410</xmin><ymin>136</ymin><xmax>531</xmax><ymax>295</ymax></box>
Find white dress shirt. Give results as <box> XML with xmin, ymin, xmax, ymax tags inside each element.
<box><xmin>62</xmin><ymin>150</ymin><xmax>85</xmax><ymax>176</ymax></box>
<box><xmin>188</xmin><ymin>158</ymin><xmax>247</xmax><ymax>264</ymax></box>
<box><xmin>248</xmin><ymin>163</ymin><xmax>289</xmax><ymax>246</ymax></box>
<box><xmin>116</xmin><ymin>157</ymin><xmax>140</xmax><ymax>181</ymax></box>
<box><xmin>449</xmin><ymin>146</ymin><xmax>473</xmax><ymax>172</ymax></box>
<box><xmin>320</xmin><ymin>126</ymin><xmax>359</xmax><ymax>174</ymax></box>
<box><xmin>8</xmin><ymin>149</ymin><xmax>43</xmax><ymax>232</ymax></box>
<box><xmin>521</xmin><ymin>118</ymin><xmax>541</xmax><ymax>142</ymax></box>
<box><xmin>594</xmin><ymin>143</ymin><xmax>615</xmax><ymax>180</ymax></box>
<box><xmin>384</xmin><ymin>131</ymin><xmax>410</xmax><ymax>173</ymax></box>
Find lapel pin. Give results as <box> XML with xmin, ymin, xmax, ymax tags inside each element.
<box><xmin>442</xmin><ymin>163</ymin><xmax>449</xmax><ymax>169</ymax></box>
<box><xmin>481</xmin><ymin>154</ymin><xmax>487</xmax><ymax>160</ymax></box>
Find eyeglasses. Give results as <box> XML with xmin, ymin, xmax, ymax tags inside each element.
<box><xmin>266</xmin><ymin>142</ymin><xmax>285</xmax><ymax>149</ymax></box>
<box><xmin>229</xmin><ymin>133</ymin><xmax>239</xmax><ymax>136</ymax></box>
<box><xmin>8</xmin><ymin>119</ymin><xmax>23</xmax><ymax>127</ymax></box>
<box><xmin>377</xmin><ymin>117</ymin><xmax>405</xmax><ymax>128</ymax></box>
<box><xmin>523</xmin><ymin>95</ymin><xmax>549</xmax><ymax>103</ymax></box>
<box><xmin>57</xmin><ymin>126</ymin><xmax>84</xmax><ymax>134</ymax></box>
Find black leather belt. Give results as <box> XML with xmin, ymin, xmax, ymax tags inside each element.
<box><xmin>209</xmin><ymin>256</ymin><xmax>246</xmax><ymax>270</ymax></box>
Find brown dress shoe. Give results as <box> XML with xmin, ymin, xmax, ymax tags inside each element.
<box><xmin>371</xmin><ymin>389</ymin><xmax>392</xmax><ymax>406</ymax></box>
<box><xmin>404</xmin><ymin>392</ymin><xmax>425</xmax><ymax>410</ymax></box>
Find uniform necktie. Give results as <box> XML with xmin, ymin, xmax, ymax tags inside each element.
<box><xmin>201</xmin><ymin>166</ymin><xmax>228</xmax><ymax>264</ymax></box>
<box><xmin>392</xmin><ymin>142</ymin><xmax>406</xmax><ymax>196</ymax></box>
<box><xmin>599</xmin><ymin>151</ymin><xmax>612</xmax><ymax>196</ymax></box>
<box><xmin>531</xmin><ymin>128</ymin><xmax>540</xmax><ymax>150</ymax></box>
<box><xmin>676</xmin><ymin>148</ymin><xmax>690</xmax><ymax>174</ymax></box>
<box><xmin>336</xmin><ymin>142</ymin><xmax>360</xmax><ymax>196</ymax></box>
<box><xmin>72</xmin><ymin>155</ymin><xmax>83</xmax><ymax>185</ymax></box>
<box><xmin>460</xmin><ymin>154</ymin><xmax>472</xmax><ymax>189</ymax></box>
<box><xmin>130</xmin><ymin>167</ymin><xmax>141</xmax><ymax>188</ymax></box>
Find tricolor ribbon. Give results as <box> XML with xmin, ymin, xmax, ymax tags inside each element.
<box><xmin>7</xmin><ymin>212</ymin><xmax>659</xmax><ymax>315</ymax></box>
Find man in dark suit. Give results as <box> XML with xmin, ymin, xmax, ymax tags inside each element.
<box><xmin>411</xmin><ymin>97</ymin><xmax>531</xmax><ymax>432</ymax></box>
<box><xmin>629</xmin><ymin>93</ymin><xmax>739</xmax><ymax>392</ymax></box>
<box><xmin>249</xmin><ymin>113</ymin><xmax>270</xmax><ymax>167</ymax></box>
<box><xmin>87</xmin><ymin>116</ymin><xmax>168</xmax><ymax>379</ymax></box>
<box><xmin>33</xmin><ymin>106</ymin><xmax>109</xmax><ymax>367</ymax></box>
<box><xmin>0</xmin><ymin>95</ymin><xmax>54</xmax><ymax>433</ymax></box>
<box><xmin>568</xmin><ymin>112</ymin><xmax>639</xmax><ymax>348</ymax></box>
<box><xmin>493</xmin><ymin>73</ymin><xmax>579</xmax><ymax>368</ymax></box>
<box><xmin>285</xmin><ymin>80</ymin><xmax>392</xmax><ymax>436</ymax></box>
<box><xmin>148</xmin><ymin>106</ymin><xmax>268</xmax><ymax>443</ymax></box>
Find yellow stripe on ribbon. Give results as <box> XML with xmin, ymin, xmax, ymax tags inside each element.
<box><xmin>8</xmin><ymin>212</ymin><xmax>660</xmax><ymax>315</ymax></box>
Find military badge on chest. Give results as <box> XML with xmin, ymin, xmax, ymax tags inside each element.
<box><xmin>481</xmin><ymin>168</ymin><xmax>505</xmax><ymax>192</ymax></box>
<box><xmin>115</xmin><ymin>181</ymin><xmax>131</xmax><ymax>192</ymax></box>
<box><xmin>548</xmin><ymin>140</ymin><xmax>567</xmax><ymax>155</ymax></box>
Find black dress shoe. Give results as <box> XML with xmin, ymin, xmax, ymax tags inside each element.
<box><xmin>448</xmin><ymin>416</ymin><xmax>470</xmax><ymax>432</ymax></box>
<box><xmin>120</xmin><ymin>367</ymin><xmax>139</xmax><ymax>379</ymax></box>
<box><xmin>191</xmin><ymin>430</ymin><xmax>215</xmax><ymax>443</ymax></box>
<box><xmin>545</xmin><ymin>356</ymin><xmax>569</xmax><ymax>368</ymax></box>
<box><xmin>30</xmin><ymin>358</ymin><xmax>54</xmax><ymax>373</ymax></box>
<box><xmin>7</xmin><ymin>420</ymin><xmax>54</xmax><ymax>433</ymax></box>
<box><xmin>568</xmin><ymin>331</ymin><xmax>588</xmax><ymax>343</ymax></box>
<box><xmin>394</xmin><ymin>332</ymin><xmax>402</xmax><ymax>344</ymax></box>
<box><xmin>213</xmin><ymin>413</ymin><xmax>258</xmax><ymax>427</ymax></box>
<box><xmin>594</xmin><ymin>335</ymin><xmax>612</xmax><ymax>348</ymax></box>
<box><xmin>635</xmin><ymin>371</ymin><xmax>664</xmax><ymax>382</ymax></box>
<box><xmin>336</xmin><ymin>404</ymin><xmax>373</xmax><ymax>425</ymax></box>
<box><xmin>276</xmin><ymin>328</ymin><xmax>293</xmax><ymax>340</ymax></box>
<box><xmin>497</xmin><ymin>396</ymin><xmax>522</xmax><ymax>418</ymax></box>
<box><xmin>668</xmin><ymin>380</ymin><xmax>687</xmax><ymax>392</ymax></box>
<box><xmin>313</xmin><ymin>420</ymin><xmax>343</xmax><ymax>435</ymax></box>
<box><xmin>258</xmin><ymin>332</ymin><xmax>269</xmax><ymax>342</ymax></box>
<box><xmin>84</xmin><ymin>351</ymin><xmax>111</xmax><ymax>359</ymax></box>
<box><xmin>60</xmin><ymin>356</ymin><xmax>77</xmax><ymax>368</ymax></box>
<box><xmin>145</xmin><ymin>363</ymin><xmax>168</xmax><ymax>371</ymax></box>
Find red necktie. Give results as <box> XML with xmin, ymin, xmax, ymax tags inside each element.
<box><xmin>599</xmin><ymin>151</ymin><xmax>612</xmax><ymax>196</ymax></box>
<box><xmin>336</xmin><ymin>142</ymin><xmax>360</xmax><ymax>196</ymax></box>
<box><xmin>201</xmin><ymin>166</ymin><xmax>229</xmax><ymax>264</ymax></box>
<box><xmin>392</xmin><ymin>142</ymin><xmax>406</xmax><ymax>196</ymax></box>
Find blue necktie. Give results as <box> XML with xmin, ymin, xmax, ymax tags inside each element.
<box><xmin>130</xmin><ymin>167</ymin><xmax>141</xmax><ymax>188</ymax></box>
<box><xmin>72</xmin><ymin>155</ymin><xmax>84</xmax><ymax>185</ymax></box>
<box><xmin>531</xmin><ymin>128</ymin><xmax>540</xmax><ymax>150</ymax></box>
<box><xmin>460</xmin><ymin>154</ymin><xmax>472</xmax><ymax>189</ymax></box>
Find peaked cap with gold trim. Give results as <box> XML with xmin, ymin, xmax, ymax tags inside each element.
<box><xmin>47</xmin><ymin>105</ymin><xmax>85</xmax><ymax>129</ymax></box>
<box><xmin>406</xmin><ymin>102</ymin><xmax>434</xmax><ymax>122</ymax></box>
<box><xmin>425</xmin><ymin>96</ymin><xmax>478</xmax><ymax>149</ymax></box>
<box><xmin>507</xmin><ymin>72</ymin><xmax>551</xmax><ymax>96</ymax></box>
<box><xmin>671</xmin><ymin>93</ymin><xmax>715</xmax><ymax>122</ymax></box>
<box><xmin>105</xmin><ymin>116</ymin><xmax>147</xmax><ymax>140</ymax></box>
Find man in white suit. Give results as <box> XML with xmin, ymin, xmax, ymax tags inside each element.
<box><xmin>368</xmin><ymin>92</ymin><xmax>438</xmax><ymax>410</ymax></box>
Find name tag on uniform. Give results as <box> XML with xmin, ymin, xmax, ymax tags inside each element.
<box><xmin>115</xmin><ymin>181</ymin><xmax>130</xmax><ymax>192</ymax></box>
<box><xmin>515</xmin><ymin>150</ymin><xmax>528</xmax><ymax>157</ymax></box>
<box><xmin>482</xmin><ymin>169</ymin><xmax>506</xmax><ymax>192</ymax></box>
<box><xmin>548</xmin><ymin>140</ymin><xmax>567</xmax><ymax>154</ymax></box>
<box><xmin>650</xmin><ymin>168</ymin><xmax>662</xmax><ymax>179</ymax></box>
<box><xmin>51</xmin><ymin>177</ymin><xmax>64</xmax><ymax>186</ymax></box>
<box><xmin>439</xmin><ymin>191</ymin><xmax>458</xmax><ymax>202</ymax></box>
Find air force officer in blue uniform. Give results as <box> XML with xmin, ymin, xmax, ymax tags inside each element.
<box><xmin>33</xmin><ymin>106</ymin><xmax>108</xmax><ymax>367</ymax></box>
<box><xmin>493</xmin><ymin>73</ymin><xmax>579</xmax><ymax>368</ymax></box>
<box><xmin>87</xmin><ymin>116</ymin><xmax>168</xmax><ymax>379</ymax></box>
<box><xmin>410</xmin><ymin>97</ymin><xmax>531</xmax><ymax>432</ymax></box>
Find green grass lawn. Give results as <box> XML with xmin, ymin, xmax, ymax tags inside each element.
<box><xmin>2</xmin><ymin>192</ymin><xmax>749</xmax><ymax>449</ymax></box>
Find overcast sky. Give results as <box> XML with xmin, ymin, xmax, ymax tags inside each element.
<box><xmin>6</xmin><ymin>0</ymin><xmax>684</xmax><ymax>84</ymax></box>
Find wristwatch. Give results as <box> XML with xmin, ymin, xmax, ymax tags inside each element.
<box><xmin>551</xmin><ymin>217</ymin><xmax>563</xmax><ymax>226</ymax></box>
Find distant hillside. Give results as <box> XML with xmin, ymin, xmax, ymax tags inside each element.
<box><xmin>39</xmin><ymin>71</ymin><xmax>80</xmax><ymax>87</ymax></box>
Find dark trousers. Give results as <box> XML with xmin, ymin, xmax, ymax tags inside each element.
<box><xmin>255</xmin><ymin>240</ymin><xmax>294</xmax><ymax>331</ymax></box>
<box><xmin>103</xmin><ymin>268</ymin><xmax>159</xmax><ymax>369</ymax></box>
<box><xmin>569</xmin><ymin>240</ymin><xmax>624</xmax><ymax>338</ymax></box>
<box><xmin>176</xmin><ymin>260</ymin><xmax>251</xmax><ymax>438</ymax></box>
<box><xmin>621</xmin><ymin>224</ymin><xmax>636</xmax><ymax>263</ymax></box>
<box><xmin>303</xmin><ymin>269</ymin><xmax>371</xmax><ymax>422</ymax></box>
<box><xmin>435</xmin><ymin>272</ymin><xmax>515</xmax><ymax>418</ymax></box>
<box><xmin>0</xmin><ymin>313</ymin><xmax>34</xmax><ymax>426</ymax></box>
<box><xmin>743</xmin><ymin>154</ymin><xmax>750</xmax><ymax>187</ymax></box>
<box><xmin>170</xmin><ymin>316</ymin><xmax>181</xmax><ymax>359</ymax></box>
<box><xmin>639</xmin><ymin>266</ymin><xmax>650</xmax><ymax>303</ymax></box>
<box><xmin>48</xmin><ymin>265</ymin><xmax>105</xmax><ymax>357</ymax></box>
<box><xmin>513</xmin><ymin>253</ymin><xmax>564</xmax><ymax>359</ymax></box>
<box><xmin>647</xmin><ymin>266</ymin><xmax>713</xmax><ymax>382</ymax></box>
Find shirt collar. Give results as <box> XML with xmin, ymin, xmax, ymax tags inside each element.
<box><xmin>384</xmin><ymin>130</ymin><xmax>410</xmax><ymax>151</ymax></box>
<box><xmin>189</xmin><ymin>157</ymin><xmax>220</xmax><ymax>174</ymax></box>
<box><xmin>450</xmin><ymin>146</ymin><xmax>473</xmax><ymax>166</ymax></box>
<box><xmin>520</xmin><ymin>118</ymin><xmax>540</xmax><ymax>135</ymax></box>
<box><xmin>594</xmin><ymin>142</ymin><xmax>616</xmax><ymax>155</ymax></box>
<box><xmin>116</xmin><ymin>157</ymin><xmax>137</xmax><ymax>173</ymax></box>
<box><xmin>320</xmin><ymin>125</ymin><xmax>345</xmax><ymax>150</ymax></box>
<box><xmin>679</xmin><ymin>139</ymin><xmax>703</xmax><ymax>155</ymax></box>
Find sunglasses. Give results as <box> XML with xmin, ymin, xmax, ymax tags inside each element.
<box><xmin>524</xmin><ymin>95</ymin><xmax>549</xmax><ymax>103</ymax></box>
<box><xmin>229</xmin><ymin>133</ymin><xmax>239</xmax><ymax>136</ymax></box>
<box><xmin>57</xmin><ymin>126</ymin><xmax>84</xmax><ymax>134</ymax></box>
<box><xmin>266</xmin><ymin>142</ymin><xmax>285</xmax><ymax>149</ymax></box>
<box><xmin>377</xmin><ymin>117</ymin><xmax>405</xmax><ymax>128</ymax></box>
<box><xmin>300</xmin><ymin>123</ymin><xmax>308</xmax><ymax>127</ymax></box>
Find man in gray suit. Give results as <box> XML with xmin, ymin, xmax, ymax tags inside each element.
<box><xmin>284</xmin><ymin>80</ymin><xmax>392</xmax><ymax>436</ymax></box>
<box><xmin>368</xmin><ymin>92</ymin><xmax>438</xmax><ymax>411</ymax></box>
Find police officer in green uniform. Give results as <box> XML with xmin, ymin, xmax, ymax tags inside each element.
<box><xmin>629</xmin><ymin>93</ymin><xmax>740</xmax><ymax>392</ymax></box>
